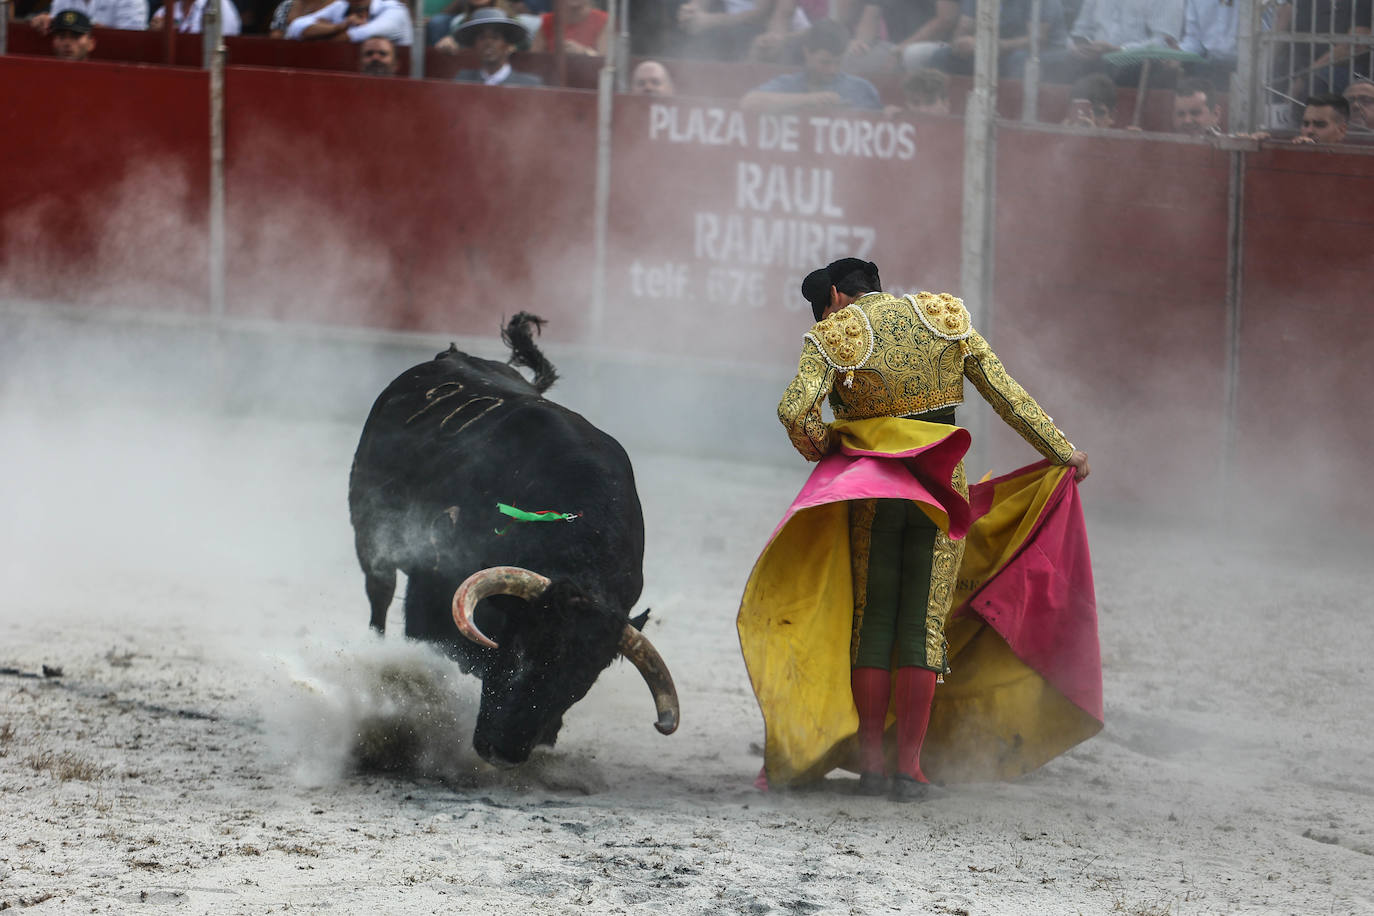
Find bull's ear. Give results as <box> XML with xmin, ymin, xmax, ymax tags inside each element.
<box><xmin>629</xmin><ymin>609</ymin><xmax>651</xmax><ymax>631</ymax></box>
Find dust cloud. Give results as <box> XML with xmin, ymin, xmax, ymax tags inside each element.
<box><xmin>2</xmin><ymin>120</ymin><xmax>1372</xmax><ymax>914</ymax></box>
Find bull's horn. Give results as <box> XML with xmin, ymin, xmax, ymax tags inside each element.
<box><xmin>451</xmin><ymin>566</ymin><xmax>552</xmax><ymax>649</ymax></box>
<box><xmin>618</xmin><ymin>625</ymin><xmax>680</xmax><ymax>735</ymax></box>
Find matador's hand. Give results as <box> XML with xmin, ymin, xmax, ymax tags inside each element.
<box><xmin>1068</xmin><ymin>450</ymin><xmax>1091</xmax><ymax>482</ymax></box>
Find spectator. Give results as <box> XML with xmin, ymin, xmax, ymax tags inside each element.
<box><xmin>1274</xmin><ymin>0</ymin><xmax>1372</xmax><ymax>98</ymax></box>
<box><xmin>1061</xmin><ymin>71</ymin><xmax>1117</xmax><ymax>128</ymax></box>
<box><xmin>530</xmin><ymin>0</ymin><xmax>606</xmax><ymax>55</ymax></box>
<box><xmin>433</xmin><ymin>0</ymin><xmax>538</xmax><ymax>54</ymax></box>
<box><xmin>1045</xmin><ymin>0</ymin><xmax>1184</xmax><ymax>85</ymax></box>
<box><xmin>926</xmin><ymin>0</ymin><xmax>1067</xmax><ymax>80</ymax></box>
<box><xmin>631</xmin><ymin>59</ymin><xmax>676</xmax><ymax>95</ymax></box>
<box><xmin>1173</xmin><ymin>77</ymin><xmax>1223</xmax><ymax>135</ymax></box>
<box><xmin>740</xmin><ymin>18</ymin><xmax>882</xmax><ymax>113</ymax></box>
<box><xmin>420</xmin><ymin>0</ymin><xmax>454</xmax><ymax>44</ymax></box>
<box><xmin>885</xmin><ymin>66</ymin><xmax>949</xmax><ymax>115</ymax></box>
<box><xmin>837</xmin><ymin>0</ymin><xmax>892</xmax><ymax>79</ymax></box>
<box><xmin>1345</xmin><ymin>77</ymin><xmax>1374</xmax><ymax>127</ymax></box>
<box><xmin>1294</xmin><ymin>93</ymin><xmax>1350</xmax><ymax>143</ymax></box>
<box><xmin>453</xmin><ymin>6</ymin><xmax>543</xmax><ymax>85</ymax></box>
<box><xmin>51</xmin><ymin>9</ymin><xmax>96</xmax><ymax>58</ymax></box>
<box><xmin>892</xmin><ymin>0</ymin><xmax>961</xmax><ymax>72</ymax></box>
<box><xmin>149</xmin><ymin>0</ymin><xmax>242</xmax><ymax>33</ymax></box>
<box><xmin>746</xmin><ymin>0</ymin><xmax>842</xmax><ymax>67</ymax></box>
<box><xmin>675</xmin><ymin>0</ymin><xmax>790</xmax><ymax>62</ymax></box>
<box><xmin>286</xmin><ymin>0</ymin><xmax>412</xmax><ymax>43</ymax></box>
<box><xmin>761</xmin><ymin>0</ymin><xmax>899</xmax><ymax>82</ymax></box>
<box><xmin>28</xmin><ymin>0</ymin><xmax>146</xmax><ymax>34</ymax></box>
<box><xmin>1179</xmin><ymin>0</ymin><xmax>1239</xmax><ymax>81</ymax></box>
<box><xmin>359</xmin><ymin>34</ymin><xmax>399</xmax><ymax>73</ymax></box>
<box><xmin>269</xmin><ymin>0</ymin><xmax>333</xmax><ymax>38</ymax></box>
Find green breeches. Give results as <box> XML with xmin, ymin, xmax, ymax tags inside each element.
<box><xmin>850</xmin><ymin>498</ymin><xmax>964</xmax><ymax>672</ymax></box>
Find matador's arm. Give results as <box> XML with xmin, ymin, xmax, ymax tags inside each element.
<box><xmin>777</xmin><ymin>338</ymin><xmax>837</xmax><ymax>461</ymax></box>
<box><xmin>961</xmin><ymin>331</ymin><xmax>1075</xmax><ymax>463</ymax></box>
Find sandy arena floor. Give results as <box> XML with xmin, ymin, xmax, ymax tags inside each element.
<box><xmin>2</xmin><ymin>381</ymin><xmax>1372</xmax><ymax>915</ymax></box>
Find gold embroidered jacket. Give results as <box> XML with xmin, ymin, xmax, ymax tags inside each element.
<box><xmin>778</xmin><ymin>291</ymin><xmax>1075</xmax><ymax>463</ymax></box>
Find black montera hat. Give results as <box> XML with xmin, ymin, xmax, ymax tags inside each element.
<box><xmin>801</xmin><ymin>258</ymin><xmax>881</xmax><ymax>321</ymax></box>
<box><xmin>801</xmin><ymin>268</ymin><xmax>833</xmax><ymax>322</ymax></box>
<box><xmin>52</xmin><ymin>9</ymin><xmax>93</xmax><ymax>33</ymax></box>
<box><xmin>824</xmin><ymin>257</ymin><xmax>878</xmax><ymax>286</ymax></box>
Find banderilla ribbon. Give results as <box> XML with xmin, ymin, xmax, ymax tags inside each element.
<box><xmin>494</xmin><ymin>503</ymin><xmax>582</xmax><ymax>535</ymax></box>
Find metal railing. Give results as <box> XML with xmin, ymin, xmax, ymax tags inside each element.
<box><xmin>1240</xmin><ymin>0</ymin><xmax>1373</xmax><ymax>131</ymax></box>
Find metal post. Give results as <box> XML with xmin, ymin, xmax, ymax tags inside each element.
<box><xmin>616</xmin><ymin>0</ymin><xmax>629</xmax><ymax>93</ymax></box>
<box><xmin>960</xmin><ymin>0</ymin><xmax>999</xmax><ymax>471</ymax></box>
<box><xmin>590</xmin><ymin>0</ymin><xmax>618</xmax><ymax>335</ymax></box>
<box><xmin>1220</xmin><ymin>150</ymin><xmax>1246</xmax><ymax>508</ymax></box>
<box><xmin>552</xmin><ymin>0</ymin><xmax>566</xmax><ymax>86</ymax></box>
<box><xmin>202</xmin><ymin>0</ymin><xmax>216</xmax><ymax>69</ymax></box>
<box><xmin>411</xmin><ymin>0</ymin><xmax>424</xmax><ymax>78</ymax></box>
<box><xmin>1021</xmin><ymin>0</ymin><xmax>1041</xmax><ymax>122</ymax></box>
<box><xmin>1232</xmin><ymin>0</ymin><xmax>1258</xmax><ymax>134</ymax></box>
<box><xmin>1</xmin><ymin>1</ymin><xmax>9</xmax><ymax>57</ymax></box>
<box><xmin>207</xmin><ymin>0</ymin><xmax>225</xmax><ymax>321</ymax></box>
<box><xmin>163</xmin><ymin>0</ymin><xmax>176</xmax><ymax>63</ymax></box>
<box><xmin>960</xmin><ymin>0</ymin><xmax>998</xmax><ymax>332</ymax></box>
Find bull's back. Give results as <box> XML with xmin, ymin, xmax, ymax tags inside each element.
<box><xmin>349</xmin><ymin>354</ymin><xmax>644</xmax><ymax>610</ymax></box>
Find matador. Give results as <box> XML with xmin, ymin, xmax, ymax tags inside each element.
<box><xmin>740</xmin><ymin>258</ymin><xmax>1091</xmax><ymax>800</ymax></box>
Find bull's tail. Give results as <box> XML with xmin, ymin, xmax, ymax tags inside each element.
<box><xmin>502</xmin><ymin>312</ymin><xmax>558</xmax><ymax>394</ymax></box>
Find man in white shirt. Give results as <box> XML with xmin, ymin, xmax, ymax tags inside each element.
<box><xmin>286</xmin><ymin>0</ymin><xmax>413</xmax><ymax>45</ymax></box>
<box><xmin>1044</xmin><ymin>0</ymin><xmax>1184</xmax><ymax>84</ymax></box>
<box><xmin>1180</xmin><ymin>0</ymin><xmax>1238</xmax><ymax>67</ymax></box>
<box><xmin>29</xmin><ymin>0</ymin><xmax>147</xmax><ymax>33</ymax></box>
<box><xmin>148</xmin><ymin>0</ymin><xmax>242</xmax><ymax>34</ymax></box>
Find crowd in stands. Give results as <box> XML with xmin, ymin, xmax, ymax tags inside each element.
<box><xmin>12</xmin><ymin>0</ymin><xmax>1373</xmax><ymax>142</ymax></box>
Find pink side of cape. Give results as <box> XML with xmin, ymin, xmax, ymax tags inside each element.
<box><xmin>766</xmin><ymin>428</ymin><xmax>974</xmax><ymax>545</ymax></box>
<box><xmin>961</xmin><ymin>463</ymin><xmax>1104</xmax><ymax>722</ymax></box>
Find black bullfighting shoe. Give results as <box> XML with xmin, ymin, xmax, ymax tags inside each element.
<box><xmin>856</xmin><ymin>772</ymin><xmax>890</xmax><ymax>796</ymax></box>
<box><xmin>891</xmin><ymin>774</ymin><xmax>938</xmax><ymax>802</ymax></box>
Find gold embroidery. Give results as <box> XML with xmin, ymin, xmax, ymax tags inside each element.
<box><xmin>923</xmin><ymin>464</ymin><xmax>968</xmax><ymax>671</ymax></box>
<box><xmin>911</xmin><ymin>292</ymin><xmax>972</xmax><ymax>340</ymax></box>
<box><xmin>804</xmin><ymin>305</ymin><xmax>874</xmax><ymax>372</ymax></box>
<box><xmin>778</xmin><ymin>340</ymin><xmax>836</xmax><ymax>461</ymax></box>
<box><xmin>827</xmin><ymin>293</ymin><xmax>971</xmax><ymax>421</ymax></box>
<box><xmin>960</xmin><ymin>333</ymin><xmax>1074</xmax><ymax>462</ymax></box>
<box><xmin>807</xmin><ymin>292</ymin><xmax>1073</xmax><ymax>463</ymax></box>
<box><xmin>848</xmin><ymin>500</ymin><xmax>877</xmax><ymax>667</ymax></box>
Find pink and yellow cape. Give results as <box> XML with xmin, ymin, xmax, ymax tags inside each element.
<box><xmin>737</xmin><ymin>418</ymin><xmax>1102</xmax><ymax>787</ymax></box>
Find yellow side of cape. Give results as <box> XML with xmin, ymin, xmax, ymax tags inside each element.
<box><xmin>738</xmin><ymin>436</ymin><xmax>1100</xmax><ymax>786</ymax></box>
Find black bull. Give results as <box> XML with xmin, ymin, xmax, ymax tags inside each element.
<box><xmin>347</xmin><ymin>314</ymin><xmax>678</xmax><ymax>766</ymax></box>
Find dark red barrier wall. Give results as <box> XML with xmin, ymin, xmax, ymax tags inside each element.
<box><xmin>986</xmin><ymin>127</ymin><xmax>1232</xmax><ymax>506</ymax></box>
<box><xmin>6</xmin><ymin>56</ymin><xmax>1374</xmax><ymax>518</ymax></box>
<box><xmin>4</xmin><ymin>23</ymin><xmax>204</xmax><ymax>65</ymax></box>
<box><xmin>0</xmin><ymin>56</ymin><xmax>210</xmax><ymax>309</ymax></box>
<box><xmin>4</xmin><ymin>22</ymin><xmax>602</xmax><ymax>86</ymax></box>
<box><xmin>1236</xmin><ymin>146</ymin><xmax>1374</xmax><ymax>520</ymax></box>
<box><xmin>605</xmin><ymin>97</ymin><xmax>963</xmax><ymax>365</ymax></box>
<box><xmin>223</xmin><ymin>66</ymin><xmax>598</xmax><ymax>340</ymax></box>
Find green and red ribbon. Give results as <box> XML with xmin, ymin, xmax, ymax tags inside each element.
<box><xmin>494</xmin><ymin>503</ymin><xmax>582</xmax><ymax>535</ymax></box>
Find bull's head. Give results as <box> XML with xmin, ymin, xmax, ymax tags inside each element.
<box><xmin>452</xmin><ymin>566</ymin><xmax>679</xmax><ymax>766</ymax></box>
